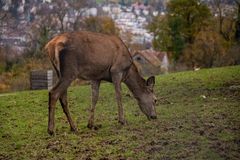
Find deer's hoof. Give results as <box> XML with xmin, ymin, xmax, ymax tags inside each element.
<box><xmin>48</xmin><ymin>129</ymin><xmax>55</xmax><ymax>136</ymax></box>
<box><xmin>118</xmin><ymin>119</ymin><xmax>128</xmax><ymax>125</ymax></box>
<box><xmin>87</xmin><ymin>123</ymin><xmax>93</xmax><ymax>129</ymax></box>
<box><xmin>70</xmin><ymin>127</ymin><xmax>78</xmax><ymax>134</ymax></box>
<box><xmin>87</xmin><ymin>124</ymin><xmax>102</xmax><ymax>130</ymax></box>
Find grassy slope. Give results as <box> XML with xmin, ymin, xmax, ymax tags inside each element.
<box><xmin>0</xmin><ymin>66</ymin><xmax>240</xmax><ymax>160</ymax></box>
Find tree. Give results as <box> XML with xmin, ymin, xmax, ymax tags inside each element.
<box><xmin>0</xmin><ymin>47</ymin><xmax>6</xmax><ymax>73</ymax></box>
<box><xmin>181</xmin><ymin>28</ymin><xmax>227</xmax><ymax>68</ymax></box>
<box><xmin>148</xmin><ymin>0</ymin><xmax>211</xmax><ymax>61</ymax></box>
<box><xmin>68</xmin><ymin>0</ymin><xmax>96</xmax><ymax>31</ymax></box>
<box><xmin>81</xmin><ymin>16</ymin><xmax>119</xmax><ymax>35</ymax></box>
<box><xmin>212</xmin><ymin>0</ymin><xmax>237</xmax><ymax>41</ymax></box>
<box><xmin>235</xmin><ymin>0</ymin><xmax>240</xmax><ymax>42</ymax></box>
<box><xmin>25</xmin><ymin>14</ymin><xmax>58</xmax><ymax>59</ymax></box>
<box><xmin>168</xmin><ymin>16</ymin><xmax>185</xmax><ymax>60</ymax></box>
<box><xmin>212</xmin><ymin>0</ymin><xmax>224</xmax><ymax>35</ymax></box>
<box><xmin>148</xmin><ymin>16</ymin><xmax>172</xmax><ymax>51</ymax></box>
<box><xmin>0</xmin><ymin>2</ymin><xmax>24</xmax><ymax>71</ymax></box>
<box><xmin>51</xmin><ymin>0</ymin><xmax>69</xmax><ymax>32</ymax></box>
<box><xmin>168</xmin><ymin>0</ymin><xmax>211</xmax><ymax>43</ymax></box>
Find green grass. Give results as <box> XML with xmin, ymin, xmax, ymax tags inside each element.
<box><xmin>0</xmin><ymin>66</ymin><xmax>240</xmax><ymax>160</ymax></box>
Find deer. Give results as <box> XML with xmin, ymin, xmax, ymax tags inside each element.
<box><xmin>44</xmin><ymin>31</ymin><xmax>157</xmax><ymax>135</ymax></box>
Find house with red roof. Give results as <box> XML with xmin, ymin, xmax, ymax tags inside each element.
<box><xmin>132</xmin><ymin>49</ymin><xmax>169</xmax><ymax>77</ymax></box>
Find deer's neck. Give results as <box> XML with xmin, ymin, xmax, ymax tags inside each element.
<box><xmin>123</xmin><ymin>65</ymin><xmax>146</xmax><ymax>100</ymax></box>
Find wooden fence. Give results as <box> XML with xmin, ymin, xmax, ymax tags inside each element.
<box><xmin>30</xmin><ymin>70</ymin><xmax>53</xmax><ymax>90</ymax></box>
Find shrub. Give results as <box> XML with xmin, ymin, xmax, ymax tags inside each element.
<box><xmin>181</xmin><ymin>28</ymin><xmax>227</xmax><ymax>68</ymax></box>
<box><xmin>82</xmin><ymin>16</ymin><xmax>119</xmax><ymax>35</ymax></box>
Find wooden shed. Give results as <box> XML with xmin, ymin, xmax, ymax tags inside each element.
<box><xmin>30</xmin><ymin>70</ymin><xmax>53</xmax><ymax>90</ymax></box>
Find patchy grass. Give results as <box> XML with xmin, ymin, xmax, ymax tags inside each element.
<box><xmin>0</xmin><ymin>66</ymin><xmax>240</xmax><ymax>160</ymax></box>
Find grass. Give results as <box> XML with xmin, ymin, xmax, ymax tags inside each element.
<box><xmin>0</xmin><ymin>65</ymin><xmax>240</xmax><ymax>160</ymax></box>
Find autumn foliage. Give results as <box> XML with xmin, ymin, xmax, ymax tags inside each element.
<box><xmin>148</xmin><ymin>0</ymin><xmax>240</xmax><ymax>69</ymax></box>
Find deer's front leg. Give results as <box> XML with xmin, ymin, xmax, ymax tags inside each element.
<box><xmin>87</xmin><ymin>80</ymin><xmax>100</xmax><ymax>129</ymax></box>
<box><xmin>112</xmin><ymin>73</ymin><xmax>126</xmax><ymax>125</ymax></box>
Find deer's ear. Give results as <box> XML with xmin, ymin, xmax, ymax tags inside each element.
<box><xmin>146</xmin><ymin>76</ymin><xmax>155</xmax><ymax>89</ymax></box>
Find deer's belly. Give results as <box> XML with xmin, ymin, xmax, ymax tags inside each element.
<box><xmin>77</xmin><ymin>65</ymin><xmax>112</xmax><ymax>82</ymax></box>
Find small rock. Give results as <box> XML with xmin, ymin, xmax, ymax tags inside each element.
<box><xmin>200</xmin><ymin>95</ymin><xmax>207</xmax><ymax>99</ymax></box>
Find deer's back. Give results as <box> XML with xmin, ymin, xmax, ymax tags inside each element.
<box><xmin>45</xmin><ymin>31</ymin><xmax>132</xmax><ymax>81</ymax></box>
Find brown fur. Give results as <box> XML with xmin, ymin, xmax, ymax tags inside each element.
<box><xmin>44</xmin><ymin>31</ymin><xmax>157</xmax><ymax>135</ymax></box>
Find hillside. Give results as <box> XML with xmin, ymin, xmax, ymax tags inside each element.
<box><xmin>0</xmin><ymin>66</ymin><xmax>240</xmax><ymax>159</ymax></box>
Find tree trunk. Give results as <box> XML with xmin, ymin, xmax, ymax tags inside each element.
<box><xmin>236</xmin><ymin>3</ymin><xmax>240</xmax><ymax>42</ymax></box>
<box><xmin>218</xmin><ymin>6</ymin><xmax>223</xmax><ymax>35</ymax></box>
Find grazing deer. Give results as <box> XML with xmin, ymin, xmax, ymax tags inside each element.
<box><xmin>44</xmin><ymin>31</ymin><xmax>157</xmax><ymax>135</ymax></box>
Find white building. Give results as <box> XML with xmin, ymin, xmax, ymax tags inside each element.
<box><xmin>102</xmin><ymin>3</ymin><xmax>154</xmax><ymax>46</ymax></box>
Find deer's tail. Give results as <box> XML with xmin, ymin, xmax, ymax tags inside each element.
<box><xmin>44</xmin><ymin>39</ymin><xmax>66</xmax><ymax>78</ymax></box>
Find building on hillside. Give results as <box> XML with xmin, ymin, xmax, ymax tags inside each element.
<box><xmin>132</xmin><ymin>49</ymin><xmax>169</xmax><ymax>77</ymax></box>
<box><xmin>101</xmin><ymin>3</ymin><xmax>154</xmax><ymax>45</ymax></box>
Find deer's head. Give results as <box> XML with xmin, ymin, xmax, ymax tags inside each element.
<box><xmin>138</xmin><ymin>76</ymin><xmax>157</xmax><ymax>120</ymax></box>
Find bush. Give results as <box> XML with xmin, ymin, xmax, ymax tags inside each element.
<box><xmin>0</xmin><ymin>57</ymin><xmax>53</xmax><ymax>93</ymax></box>
<box><xmin>223</xmin><ymin>44</ymin><xmax>240</xmax><ymax>66</ymax></box>
<box><xmin>181</xmin><ymin>28</ymin><xmax>227</xmax><ymax>68</ymax></box>
<box><xmin>82</xmin><ymin>16</ymin><xmax>119</xmax><ymax>35</ymax></box>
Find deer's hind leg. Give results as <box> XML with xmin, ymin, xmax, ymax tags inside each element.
<box><xmin>59</xmin><ymin>90</ymin><xmax>77</xmax><ymax>133</ymax></box>
<box><xmin>87</xmin><ymin>80</ymin><xmax>101</xmax><ymax>129</ymax></box>
<box><xmin>48</xmin><ymin>79</ymin><xmax>72</xmax><ymax>135</ymax></box>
